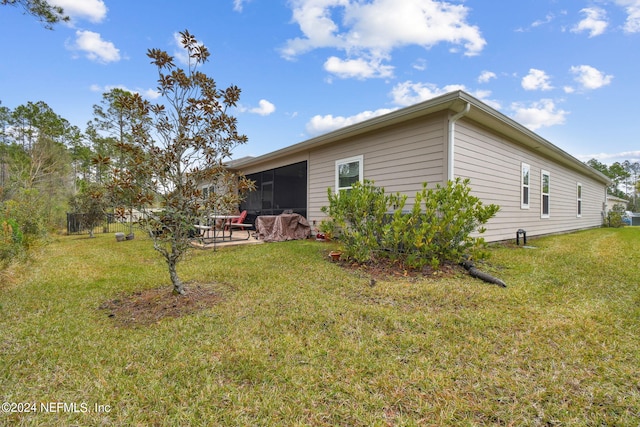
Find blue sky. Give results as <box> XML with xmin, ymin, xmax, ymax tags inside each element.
<box><xmin>1</xmin><ymin>0</ymin><xmax>639</xmax><ymax>164</ymax></box>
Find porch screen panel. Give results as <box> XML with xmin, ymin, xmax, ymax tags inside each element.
<box><xmin>240</xmin><ymin>161</ymin><xmax>307</xmax><ymax>220</ymax></box>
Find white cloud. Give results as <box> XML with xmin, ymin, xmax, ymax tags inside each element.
<box><xmin>305</xmin><ymin>82</ymin><xmax>504</xmax><ymax>137</ymax></box>
<box><xmin>472</xmin><ymin>90</ymin><xmax>501</xmax><ymax>110</ymax></box>
<box><xmin>249</xmin><ymin>99</ymin><xmax>276</xmax><ymax>116</ymax></box>
<box><xmin>390</xmin><ymin>81</ymin><xmax>465</xmax><ymax>106</ymax></box>
<box><xmin>306</xmin><ymin>108</ymin><xmax>397</xmax><ymax>135</ymax></box>
<box><xmin>570</xmin><ymin>65</ymin><xmax>613</xmax><ymax>90</ymax></box>
<box><xmin>282</xmin><ymin>0</ymin><xmax>486</xmax><ymax>79</ymax></box>
<box><xmin>90</xmin><ymin>84</ymin><xmax>160</xmax><ymax>100</ymax></box>
<box><xmin>233</xmin><ymin>0</ymin><xmax>250</xmax><ymax>12</ymax></box>
<box><xmin>390</xmin><ymin>81</ymin><xmax>500</xmax><ymax>109</ymax></box>
<box><xmin>238</xmin><ymin>100</ymin><xmax>276</xmax><ymax>116</ymax></box>
<box><xmin>518</xmin><ymin>11</ymin><xmax>569</xmax><ymax>33</ymax></box>
<box><xmin>511</xmin><ymin>99</ymin><xmax>568</xmax><ymax>131</ymax></box>
<box><xmin>49</xmin><ymin>0</ymin><xmax>107</xmax><ymax>23</ymax></box>
<box><xmin>69</xmin><ymin>30</ymin><xmax>120</xmax><ymax>63</ymax></box>
<box><xmin>412</xmin><ymin>58</ymin><xmax>427</xmax><ymax>71</ymax></box>
<box><xmin>614</xmin><ymin>0</ymin><xmax>640</xmax><ymax>33</ymax></box>
<box><xmin>571</xmin><ymin>7</ymin><xmax>608</xmax><ymax>37</ymax></box>
<box><xmin>577</xmin><ymin>150</ymin><xmax>640</xmax><ymax>163</ymax></box>
<box><xmin>477</xmin><ymin>70</ymin><xmax>496</xmax><ymax>84</ymax></box>
<box><xmin>531</xmin><ymin>13</ymin><xmax>555</xmax><ymax>28</ymax></box>
<box><xmin>324</xmin><ymin>56</ymin><xmax>394</xmax><ymax>79</ymax></box>
<box><xmin>521</xmin><ymin>68</ymin><xmax>553</xmax><ymax>91</ymax></box>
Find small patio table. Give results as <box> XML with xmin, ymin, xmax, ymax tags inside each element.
<box><xmin>194</xmin><ymin>214</ymin><xmax>240</xmax><ymax>247</ymax></box>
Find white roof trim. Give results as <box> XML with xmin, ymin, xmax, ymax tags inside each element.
<box><xmin>231</xmin><ymin>90</ymin><xmax>610</xmax><ymax>185</ymax></box>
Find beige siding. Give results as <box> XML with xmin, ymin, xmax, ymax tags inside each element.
<box><xmin>454</xmin><ymin>119</ymin><xmax>605</xmax><ymax>241</ymax></box>
<box><xmin>307</xmin><ymin>114</ymin><xmax>448</xmax><ymax>226</ymax></box>
<box><xmin>233</xmin><ymin>92</ymin><xmax>609</xmax><ymax>243</ymax></box>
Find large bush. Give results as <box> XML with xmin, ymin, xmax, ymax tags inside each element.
<box><xmin>0</xmin><ymin>189</ymin><xmax>50</xmax><ymax>269</ymax></box>
<box><xmin>605</xmin><ymin>203</ymin><xmax>627</xmax><ymax>228</ymax></box>
<box><xmin>321</xmin><ymin>179</ymin><xmax>499</xmax><ymax>269</ymax></box>
<box><xmin>3</xmin><ymin>189</ymin><xmax>48</xmax><ymax>246</ymax></box>
<box><xmin>0</xmin><ymin>216</ymin><xmax>24</xmax><ymax>265</ymax></box>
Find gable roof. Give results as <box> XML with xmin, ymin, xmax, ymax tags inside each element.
<box><xmin>230</xmin><ymin>90</ymin><xmax>610</xmax><ymax>185</ymax></box>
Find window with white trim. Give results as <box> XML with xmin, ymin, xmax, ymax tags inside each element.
<box><xmin>541</xmin><ymin>170</ymin><xmax>550</xmax><ymax>218</ymax></box>
<box><xmin>577</xmin><ymin>183</ymin><xmax>582</xmax><ymax>217</ymax></box>
<box><xmin>521</xmin><ymin>163</ymin><xmax>530</xmax><ymax>209</ymax></box>
<box><xmin>335</xmin><ymin>155</ymin><xmax>363</xmax><ymax>192</ymax></box>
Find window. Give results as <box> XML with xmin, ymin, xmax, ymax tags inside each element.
<box><xmin>201</xmin><ymin>185</ymin><xmax>215</xmax><ymax>199</ymax></box>
<box><xmin>541</xmin><ymin>170</ymin><xmax>550</xmax><ymax>218</ymax></box>
<box><xmin>335</xmin><ymin>155</ymin><xmax>363</xmax><ymax>192</ymax></box>
<box><xmin>521</xmin><ymin>163</ymin><xmax>530</xmax><ymax>209</ymax></box>
<box><xmin>577</xmin><ymin>183</ymin><xmax>582</xmax><ymax>217</ymax></box>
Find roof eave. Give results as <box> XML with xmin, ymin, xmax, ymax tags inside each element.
<box><xmin>457</xmin><ymin>91</ymin><xmax>611</xmax><ymax>185</ymax></box>
<box><xmin>229</xmin><ymin>91</ymin><xmax>464</xmax><ymax>169</ymax></box>
<box><xmin>231</xmin><ymin>90</ymin><xmax>611</xmax><ymax>186</ymax></box>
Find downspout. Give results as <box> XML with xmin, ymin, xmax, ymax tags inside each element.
<box><xmin>447</xmin><ymin>102</ymin><xmax>471</xmax><ymax>181</ymax></box>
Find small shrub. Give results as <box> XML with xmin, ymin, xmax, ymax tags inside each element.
<box><xmin>606</xmin><ymin>211</ymin><xmax>625</xmax><ymax>228</ymax></box>
<box><xmin>322</xmin><ymin>179</ymin><xmax>499</xmax><ymax>269</ymax></box>
<box><xmin>605</xmin><ymin>203</ymin><xmax>626</xmax><ymax>228</ymax></box>
<box><xmin>0</xmin><ymin>217</ymin><xmax>24</xmax><ymax>263</ymax></box>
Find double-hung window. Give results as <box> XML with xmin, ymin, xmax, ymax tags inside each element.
<box><xmin>335</xmin><ymin>155</ymin><xmax>363</xmax><ymax>192</ymax></box>
<box><xmin>577</xmin><ymin>183</ymin><xmax>582</xmax><ymax>217</ymax></box>
<box><xmin>521</xmin><ymin>163</ymin><xmax>530</xmax><ymax>209</ymax></box>
<box><xmin>541</xmin><ymin>170</ymin><xmax>550</xmax><ymax>218</ymax></box>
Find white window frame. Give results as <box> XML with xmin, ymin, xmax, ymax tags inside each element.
<box><xmin>521</xmin><ymin>162</ymin><xmax>530</xmax><ymax>209</ymax></box>
<box><xmin>577</xmin><ymin>182</ymin><xmax>582</xmax><ymax>218</ymax></box>
<box><xmin>541</xmin><ymin>170</ymin><xmax>550</xmax><ymax>218</ymax></box>
<box><xmin>335</xmin><ymin>155</ymin><xmax>363</xmax><ymax>192</ymax></box>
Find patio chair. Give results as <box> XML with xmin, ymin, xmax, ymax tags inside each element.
<box><xmin>226</xmin><ymin>210</ymin><xmax>252</xmax><ymax>239</ymax></box>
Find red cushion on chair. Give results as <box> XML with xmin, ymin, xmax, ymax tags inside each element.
<box><xmin>232</xmin><ymin>210</ymin><xmax>247</xmax><ymax>224</ymax></box>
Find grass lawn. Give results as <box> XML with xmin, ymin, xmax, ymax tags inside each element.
<box><xmin>1</xmin><ymin>228</ymin><xmax>639</xmax><ymax>426</ymax></box>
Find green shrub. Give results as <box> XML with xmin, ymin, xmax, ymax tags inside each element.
<box><xmin>3</xmin><ymin>189</ymin><xmax>48</xmax><ymax>247</ymax></box>
<box><xmin>321</xmin><ymin>179</ymin><xmax>499</xmax><ymax>269</ymax></box>
<box><xmin>321</xmin><ymin>180</ymin><xmax>393</xmax><ymax>262</ymax></box>
<box><xmin>0</xmin><ymin>217</ymin><xmax>24</xmax><ymax>263</ymax></box>
<box><xmin>605</xmin><ymin>203</ymin><xmax>626</xmax><ymax>228</ymax></box>
<box><xmin>606</xmin><ymin>211</ymin><xmax>626</xmax><ymax>228</ymax></box>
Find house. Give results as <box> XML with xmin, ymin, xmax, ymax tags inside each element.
<box><xmin>606</xmin><ymin>195</ymin><xmax>628</xmax><ymax>212</ymax></box>
<box><xmin>228</xmin><ymin>90</ymin><xmax>610</xmax><ymax>242</ymax></box>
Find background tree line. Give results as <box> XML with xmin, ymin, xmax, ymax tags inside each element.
<box><xmin>0</xmin><ymin>91</ymin><xmax>144</xmax><ymax>264</ymax></box>
<box><xmin>586</xmin><ymin>158</ymin><xmax>640</xmax><ymax>211</ymax></box>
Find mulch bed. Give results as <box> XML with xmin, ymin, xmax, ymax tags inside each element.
<box><xmin>99</xmin><ymin>282</ymin><xmax>227</xmax><ymax>327</ymax></box>
<box><xmin>330</xmin><ymin>254</ymin><xmax>464</xmax><ymax>281</ymax></box>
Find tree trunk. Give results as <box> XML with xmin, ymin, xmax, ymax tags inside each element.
<box><xmin>168</xmin><ymin>258</ymin><xmax>184</xmax><ymax>295</ymax></box>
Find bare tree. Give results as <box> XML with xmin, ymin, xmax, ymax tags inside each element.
<box><xmin>112</xmin><ymin>30</ymin><xmax>254</xmax><ymax>295</ymax></box>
